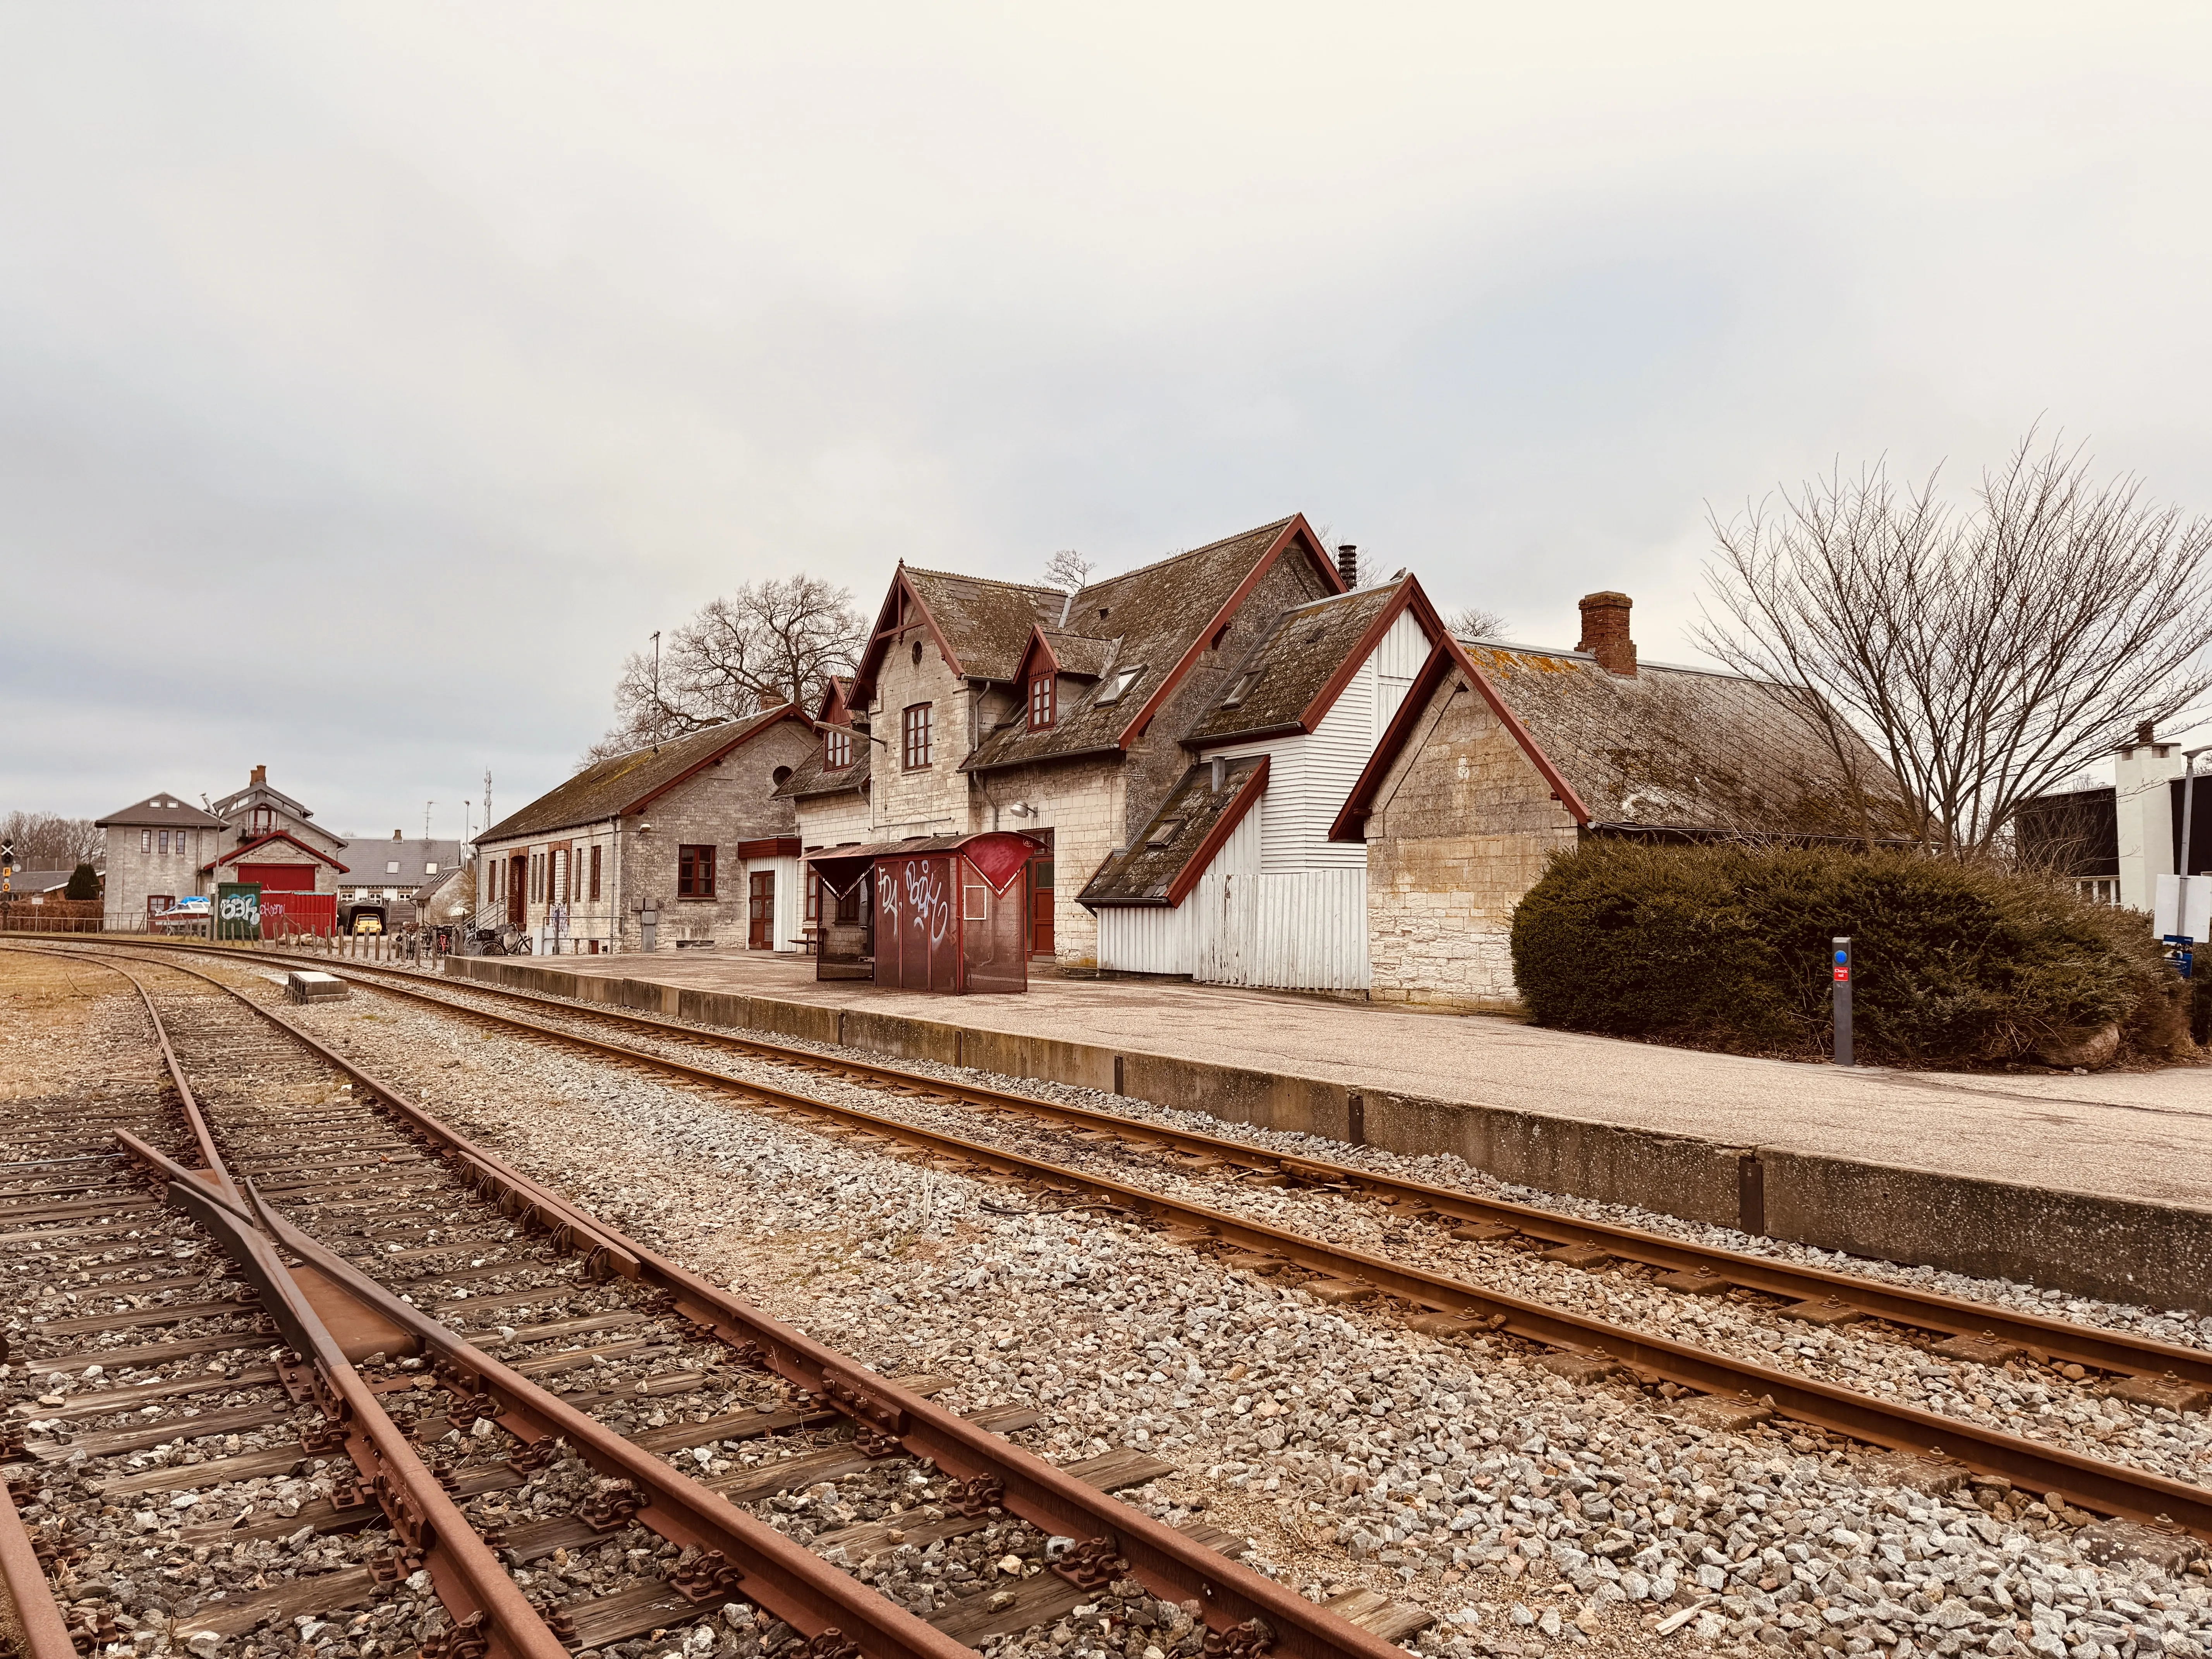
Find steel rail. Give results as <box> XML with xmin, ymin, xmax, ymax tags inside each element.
<box><xmin>131</xmin><ymin>1141</ymin><xmax>570</xmax><ymax>1659</ymax></box>
<box><xmin>4</xmin><ymin>945</ymin><xmax>572</xmax><ymax>1659</ymax></box>
<box><xmin>66</xmin><ymin>943</ymin><xmax>2212</xmax><ymax>1547</ymax></box>
<box><xmin>60</xmin><ymin>945</ymin><xmax>1429</xmax><ymax>1659</ymax></box>
<box><xmin>114</xmin><ymin>1133</ymin><xmax>984</xmax><ymax>1659</ymax></box>
<box><xmin>114</xmin><ymin>936</ymin><xmax>2212</xmax><ymax>1389</ymax></box>
<box><xmin>0</xmin><ymin>1478</ymin><xmax>76</xmax><ymax>1659</ymax></box>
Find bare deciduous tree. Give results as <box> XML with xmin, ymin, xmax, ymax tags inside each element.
<box><xmin>1698</xmin><ymin>430</ymin><xmax>2212</xmax><ymax>857</ymax></box>
<box><xmin>1446</xmin><ymin>604</ymin><xmax>1509</xmax><ymax>640</ymax></box>
<box><xmin>0</xmin><ymin>811</ymin><xmax>103</xmax><ymax>868</ymax></box>
<box><xmin>584</xmin><ymin>575</ymin><xmax>867</xmax><ymax>766</ymax></box>
<box><xmin>1043</xmin><ymin>549</ymin><xmax>1094</xmax><ymax>592</ymax></box>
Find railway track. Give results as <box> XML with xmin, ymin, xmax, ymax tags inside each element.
<box><xmin>22</xmin><ymin>940</ymin><xmax>2212</xmax><ymax>1567</ymax></box>
<box><xmin>111</xmin><ymin>942</ymin><xmax>2212</xmax><ymax>1392</ymax></box>
<box><xmin>1</xmin><ymin>946</ymin><xmax>1431</xmax><ymax>1659</ymax></box>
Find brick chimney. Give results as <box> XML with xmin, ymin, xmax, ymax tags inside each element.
<box><xmin>1577</xmin><ymin>591</ymin><xmax>1637</xmax><ymax>677</ymax></box>
<box><xmin>250</xmin><ymin>764</ymin><xmax>267</xmax><ymax>787</ymax></box>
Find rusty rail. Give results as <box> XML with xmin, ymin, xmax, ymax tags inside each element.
<box><xmin>0</xmin><ymin>1478</ymin><xmax>76</xmax><ymax>1659</ymax></box>
<box><xmin>132</xmin><ymin>1143</ymin><xmax>570</xmax><ymax>1659</ymax></box>
<box><xmin>117</xmin><ymin>936</ymin><xmax>2212</xmax><ymax>1388</ymax></box>
<box><xmin>113</xmin><ymin>1133</ymin><xmax>985</xmax><ymax>1659</ymax></box>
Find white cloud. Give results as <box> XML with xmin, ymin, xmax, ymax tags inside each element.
<box><xmin>3</xmin><ymin>2</ymin><xmax>2209</xmax><ymax>829</ymax></box>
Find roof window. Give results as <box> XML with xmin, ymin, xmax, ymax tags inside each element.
<box><xmin>1094</xmin><ymin>666</ymin><xmax>1141</xmax><ymax>706</ymax></box>
<box><xmin>1221</xmin><ymin>668</ymin><xmax>1262</xmax><ymax>709</ymax></box>
<box><xmin>1145</xmin><ymin>817</ymin><xmax>1185</xmax><ymax>849</ymax></box>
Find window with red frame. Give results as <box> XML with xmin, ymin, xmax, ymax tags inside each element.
<box><xmin>824</xmin><ymin>727</ymin><xmax>852</xmax><ymax>769</ymax></box>
<box><xmin>678</xmin><ymin>843</ymin><xmax>716</xmax><ymax>898</ymax></box>
<box><xmin>589</xmin><ymin>844</ymin><xmax>602</xmax><ymax>901</ymax></box>
<box><xmin>1028</xmin><ymin>674</ymin><xmax>1054</xmax><ymax>730</ymax></box>
<box><xmin>902</xmin><ymin>703</ymin><xmax>933</xmax><ymax>769</ymax></box>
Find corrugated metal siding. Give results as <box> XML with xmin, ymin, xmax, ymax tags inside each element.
<box><xmin>1192</xmin><ymin>869</ymin><xmax>1370</xmax><ymax>989</ymax></box>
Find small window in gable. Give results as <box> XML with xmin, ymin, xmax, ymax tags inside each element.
<box><xmin>1028</xmin><ymin>673</ymin><xmax>1055</xmax><ymax>730</ymax></box>
<box><xmin>824</xmin><ymin>728</ymin><xmax>852</xmax><ymax>769</ymax></box>
<box><xmin>1145</xmin><ymin>817</ymin><xmax>1186</xmax><ymax>849</ymax></box>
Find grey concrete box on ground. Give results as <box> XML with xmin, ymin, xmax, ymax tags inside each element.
<box><xmin>441</xmin><ymin>953</ymin><xmax>2212</xmax><ymax>1310</ymax></box>
<box><xmin>285</xmin><ymin>971</ymin><xmax>348</xmax><ymax>1005</ymax></box>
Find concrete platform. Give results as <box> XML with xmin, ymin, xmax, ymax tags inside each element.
<box><xmin>444</xmin><ymin>949</ymin><xmax>2212</xmax><ymax>1311</ymax></box>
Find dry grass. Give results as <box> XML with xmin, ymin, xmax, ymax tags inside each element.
<box><xmin>0</xmin><ymin>946</ymin><xmax>131</xmax><ymax>1097</ymax></box>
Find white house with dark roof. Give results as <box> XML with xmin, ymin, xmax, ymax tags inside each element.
<box><xmin>1079</xmin><ymin>572</ymin><xmax>1441</xmax><ymax>989</ymax></box>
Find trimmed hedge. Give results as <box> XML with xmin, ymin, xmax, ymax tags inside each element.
<box><xmin>1509</xmin><ymin>840</ymin><xmax>2193</xmax><ymax>1067</ymax></box>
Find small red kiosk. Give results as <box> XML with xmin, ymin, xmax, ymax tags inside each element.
<box><xmin>805</xmin><ymin>832</ymin><xmax>1042</xmax><ymax>993</ymax></box>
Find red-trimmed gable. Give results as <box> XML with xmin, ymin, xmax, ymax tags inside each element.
<box><xmin>1115</xmin><ymin>513</ymin><xmax>1345</xmax><ymax>749</ymax></box>
<box><xmin>1329</xmin><ymin>635</ymin><xmax>1593</xmax><ymax>843</ymax></box>
<box><xmin>209</xmin><ymin>830</ymin><xmax>352</xmax><ymax>875</ymax></box>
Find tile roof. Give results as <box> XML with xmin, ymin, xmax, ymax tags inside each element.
<box><xmin>1183</xmin><ymin>582</ymin><xmax>1407</xmax><ymax>745</ymax></box>
<box><xmin>95</xmin><ymin>793</ymin><xmax>227</xmax><ymax>830</ymax></box>
<box><xmin>963</xmin><ymin>516</ymin><xmax>1321</xmax><ymax>774</ymax></box>
<box><xmin>897</xmin><ymin>568</ymin><xmax>1065</xmax><ymax>682</ymax></box>
<box><xmin>1463</xmin><ymin>645</ymin><xmax>1909</xmax><ymax>836</ymax></box>
<box><xmin>480</xmin><ymin>704</ymin><xmax>805</xmax><ymax>842</ymax></box>
<box><xmin>1034</xmin><ymin>629</ymin><xmax>1114</xmax><ymax>678</ymax></box>
<box><xmin>1079</xmin><ymin>755</ymin><xmax>1269</xmax><ymax>905</ymax></box>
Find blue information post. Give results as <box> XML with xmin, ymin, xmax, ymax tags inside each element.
<box><xmin>1832</xmin><ymin>936</ymin><xmax>1853</xmax><ymax>1068</ymax></box>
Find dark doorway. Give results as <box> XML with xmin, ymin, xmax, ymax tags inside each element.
<box><xmin>749</xmin><ymin>870</ymin><xmax>776</xmax><ymax>950</ymax></box>
<box><xmin>1028</xmin><ymin>827</ymin><xmax>1055</xmax><ymax>957</ymax></box>
<box><xmin>508</xmin><ymin>854</ymin><xmax>526</xmax><ymax>926</ymax></box>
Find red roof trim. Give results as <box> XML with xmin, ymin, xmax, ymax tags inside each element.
<box><xmin>1327</xmin><ymin>638</ymin><xmax>1592</xmax><ymax>842</ymax></box>
<box><xmin>211</xmin><ymin>830</ymin><xmax>351</xmax><ymax>874</ymax></box>
<box><xmin>1165</xmin><ymin>756</ymin><xmax>1270</xmax><ymax>907</ymax></box>
<box><xmin>1116</xmin><ymin>514</ymin><xmax>1346</xmax><ymax>750</ymax></box>
<box><xmin>814</xmin><ymin>678</ymin><xmax>855</xmax><ymax>728</ymax></box>
<box><xmin>853</xmin><ymin>565</ymin><xmax>968</xmax><ymax>699</ymax></box>
<box><xmin>1012</xmin><ymin>627</ymin><xmax>1065</xmax><ymax>685</ymax></box>
<box><xmin>624</xmin><ymin>705</ymin><xmax>813</xmax><ymax>818</ymax></box>
<box><xmin>1293</xmin><ymin>575</ymin><xmax>1437</xmax><ymax>736</ymax></box>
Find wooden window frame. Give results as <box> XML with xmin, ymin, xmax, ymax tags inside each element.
<box><xmin>677</xmin><ymin>843</ymin><xmax>717</xmax><ymax>900</ymax></box>
<box><xmin>902</xmin><ymin>703</ymin><xmax>933</xmax><ymax>770</ymax></box>
<box><xmin>1028</xmin><ymin>674</ymin><xmax>1054</xmax><ymax>730</ymax></box>
<box><xmin>825</xmin><ymin>728</ymin><xmax>852</xmax><ymax>769</ymax></box>
<box><xmin>589</xmin><ymin>844</ymin><xmax>602</xmax><ymax>902</ymax></box>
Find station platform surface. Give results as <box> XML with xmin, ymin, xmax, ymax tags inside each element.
<box><xmin>493</xmin><ymin>946</ymin><xmax>2212</xmax><ymax>1217</ymax></box>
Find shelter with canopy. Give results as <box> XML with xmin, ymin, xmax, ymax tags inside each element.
<box><xmin>805</xmin><ymin>831</ymin><xmax>1042</xmax><ymax>993</ymax></box>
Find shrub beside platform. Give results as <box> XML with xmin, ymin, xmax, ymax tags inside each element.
<box><xmin>1510</xmin><ymin>841</ymin><xmax>2195</xmax><ymax>1070</ymax></box>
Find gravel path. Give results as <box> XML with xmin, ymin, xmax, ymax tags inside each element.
<box><xmin>137</xmin><ymin>951</ymin><xmax>2212</xmax><ymax>1659</ymax></box>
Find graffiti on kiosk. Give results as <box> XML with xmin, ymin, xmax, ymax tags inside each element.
<box><xmin>217</xmin><ymin>893</ymin><xmax>259</xmax><ymax>923</ymax></box>
<box><xmin>878</xmin><ymin>858</ymin><xmax>954</xmax><ymax>945</ymax></box>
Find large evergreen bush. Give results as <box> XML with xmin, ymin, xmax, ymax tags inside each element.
<box><xmin>64</xmin><ymin>863</ymin><xmax>99</xmax><ymax>901</ymax></box>
<box><xmin>1509</xmin><ymin>840</ymin><xmax>2191</xmax><ymax>1067</ymax></box>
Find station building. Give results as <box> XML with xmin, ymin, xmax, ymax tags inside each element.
<box><xmin>474</xmin><ymin>702</ymin><xmax>816</xmax><ymax>953</ymax></box>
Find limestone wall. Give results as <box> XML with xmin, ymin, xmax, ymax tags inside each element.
<box><xmin>1364</xmin><ymin>679</ymin><xmax>1577</xmax><ymax>1006</ymax></box>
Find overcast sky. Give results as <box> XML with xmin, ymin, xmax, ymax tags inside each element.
<box><xmin>5</xmin><ymin>4</ymin><xmax>2210</xmax><ymax>839</ymax></box>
